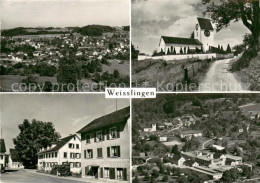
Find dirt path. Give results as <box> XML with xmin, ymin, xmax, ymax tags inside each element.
<box><xmin>199</xmin><ymin>58</ymin><xmax>247</xmax><ymax>92</ymax></box>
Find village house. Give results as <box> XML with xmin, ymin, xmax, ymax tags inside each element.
<box><xmin>143</xmin><ymin>124</ymin><xmax>157</xmax><ymax>132</ymax></box>
<box><xmin>0</xmin><ymin>139</ymin><xmax>6</xmax><ymax>171</ymax></box>
<box><xmin>180</xmin><ymin>130</ymin><xmax>202</xmax><ymax>139</ymax></box>
<box><xmin>8</xmin><ymin>149</ymin><xmax>24</xmax><ymax>169</ymax></box>
<box><xmin>37</xmin><ymin>134</ymin><xmax>81</xmax><ymax>173</ymax></box>
<box><xmin>77</xmin><ymin>107</ymin><xmax>130</xmax><ymax>181</ymax></box>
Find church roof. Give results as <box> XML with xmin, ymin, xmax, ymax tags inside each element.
<box><xmin>197</xmin><ymin>18</ymin><xmax>214</xmax><ymax>30</ymax></box>
<box><xmin>161</xmin><ymin>36</ymin><xmax>202</xmax><ymax>46</ymax></box>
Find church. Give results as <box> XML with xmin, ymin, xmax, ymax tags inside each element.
<box><xmin>159</xmin><ymin>17</ymin><xmax>214</xmax><ymax>55</ymax></box>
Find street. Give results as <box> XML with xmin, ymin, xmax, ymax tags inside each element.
<box><xmin>1</xmin><ymin>169</ymin><xmax>87</xmax><ymax>183</ymax></box>
<box><xmin>199</xmin><ymin>58</ymin><xmax>247</xmax><ymax>91</ymax></box>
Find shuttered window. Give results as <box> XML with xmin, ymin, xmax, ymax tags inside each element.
<box><xmin>109</xmin><ymin>168</ymin><xmax>115</xmax><ymax>179</ymax></box>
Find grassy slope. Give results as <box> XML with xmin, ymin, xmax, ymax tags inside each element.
<box><xmin>234</xmin><ymin>51</ymin><xmax>260</xmax><ymax>91</ymax></box>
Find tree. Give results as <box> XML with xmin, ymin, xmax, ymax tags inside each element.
<box><xmin>171</xmin><ymin>145</ymin><xmax>180</xmax><ymax>155</ymax></box>
<box><xmin>180</xmin><ymin>47</ymin><xmax>183</xmax><ymax>54</ymax></box>
<box><xmin>173</xmin><ymin>48</ymin><xmax>176</xmax><ymax>55</ymax></box>
<box><xmin>203</xmin><ymin>0</ymin><xmax>259</xmax><ymax>50</ymax></box>
<box><xmin>162</xmin><ymin>175</ymin><xmax>168</xmax><ymax>182</ymax></box>
<box><xmin>190</xmin><ymin>31</ymin><xmax>194</xmax><ymax>38</ymax></box>
<box><xmin>113</xmin><ymin>69</ymin><xmax>119</xmax><ymax>78</ymax></box>
<box><xmin>13</xmin><ymin>119</ymin><xmax>60</xmax><ymax>168</ymax></box>
<box><xmin>167</xmin><ymin>48</ymin><xmax>171</xmax><ymax>55</ymax></box>
<box><xmin>133</xmin><ymin>175</ymin><xmax>140</xmax><ymax>183</ymax></box>
<box><xmin>221</xmin><ymin>168</ymin><xmax>239</xmax><ymax>182</ymax></box>
<box><xmin>57</xmin><ymin>56</ymin><xmax>79</xmax><ymax>91</ymax></box>
<box><xmin>226</xmin><ymin>44</ymin><xmax>232</xmax><ymax>53</ymax></box>
<box><xmin>187</xmin><ymin>47</ymin><xmax>191</xmax><ymax>54</ymax></box>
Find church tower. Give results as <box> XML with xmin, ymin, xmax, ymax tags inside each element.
<box><xmin>194</xmin><ymin>17</ymin><xmax>214</xmax><ymax>52</ymax></box>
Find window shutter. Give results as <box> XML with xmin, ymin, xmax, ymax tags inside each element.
<box><xmin>107</xmin><ymin>147</ymin><xmax>110</xmax><ymax>157</ymax></box>
<box><xmin>109</xmin><ymin>168</ymin><xmax>115</xmax><ymax>179</ymax></box>
<box><xmin>85</xmin><ymin>167</ymin><xmax>89</xmax><ymax>175</ymax></box>
<box><xmin>117</xmin><ymin>126</ymin><xmax>120</xmax><ymax>138</ymax></box>
<box><xmin>91</xmin><ymin>150</ymin><xmax>93</xmax><ymax>158</ymax></box>
<box><xmin>102</xmin><ymin>130</ymin><xmax>105</xmax><ymax>141</ymax></box>
<box><xmin>123</xmin><ymin>168</ymin><xmax>127</xmax><ymax>181</ymax></box>
<box><xmin>94</xmin><ymin>132</ymin><xmax>96</xmax><ymax>142</ymax></box>
<box><xmin>84</xmin><ymin>150</ymin><xmax>86</xmax><ymax>159</ymax></box>
<box><xmin>117</xmin><ymin>146</ymin><xmax>121</xmax><ymax>157</ymax></box>
<box><xmin>100</xmin><ymin>167</ymin><xmax>103</xmax><ymax>178</ymax></box>
<box><xmin>107</xmin><ymin>129</ymin><xmax>110</xmax><ymax>140</ymax></box>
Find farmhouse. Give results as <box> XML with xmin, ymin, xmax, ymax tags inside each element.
<box><xmin>143</xmin><ymin>124</ymin><xmax>157</xmax><ymax>132</ymax></box>
<box><xmin>159</xmin><ymin>17</ymin><xmax>214</xmax><ymax>54</ymax></box>
<box><xmin>77</xmin><ymin>107</ymin><xmax>130</xmax><ymax>181</ymax></box>
<box><xmin>37</xmin><ymin>134</ymin><xmax>81</xmax><ymax>173</ymax></box>
<box><xmin>180</xmin><ymin>130</ymin><xmax>202</xmax><ymax>139</ymax></box>
<box><xmin>0</xmin><ymin>139</ymin><xmax>6</xmax><ymax>171</ymax></box>
<box><xmin>8</xmin><ymin>149</ymin><xmax>24</xmax><ymax>169</ymax></box>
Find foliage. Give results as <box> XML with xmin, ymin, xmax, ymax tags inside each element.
<box><xmin>163</xmin><ymin>101</ymin><xmax>175</xmax><ymax>114</ymax></box>
<box><xmin>74</xmin><ymin>25</ymin><xmax>116</xmax><ymax>36</ymax></box>
<box><xmin>203</xmin><ymin>0</ymin><xmax>259</xmax><ymax>49</ymax></box>
<box><xmin>13</xmin><ymin>119</ymin><xmax>60</xmax><ymax>168</ymax></box>
<box><xmin>50</xmin><ymin>164</ymin><xmax>71</xmax><ymax>176</ymax></box>
<box><xmin>161</xmin><ymin>175</ymin><xmax>168</xmax><ymax>182</ymax></box>
<box><xmin>221</xmin><ymin>168</ymin><xmax>239</xmax><ymax>182</ymax></box>
<box><xmin>132</xmin><ymin>44</ymin><xmax>140</xmax><ymax>60</ymax></box>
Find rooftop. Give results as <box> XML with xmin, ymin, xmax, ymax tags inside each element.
<box><xmin>77</xmin><ymin>106</ymin><xmax>130</xmax><ymax>134</ymax></box>
<box><xmin>197</xmin><ymin>17</ymin><xmax>214</xmax><ymax>30</ymax></box>
<box><xmin>161</xmin><ymin>36</ymin><xmax>202</xmax><ymax>46</ymax></box>
<box><xmin>38</xmin><ymin>134</ymin><xmax>79</xmax><ymax>154</ymax></box>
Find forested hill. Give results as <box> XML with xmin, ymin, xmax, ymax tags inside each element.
<box><xmin>132</xmin><ymin>94</ymin><xmax>259</xmax><ymax>133</ymax></box>
<box><xmin>73</xmin><ymin>25</ymin><xmax>116</xmax><ymax>36</ymax></box>
<box><xmin>1</xmin><ymin>25</ymin><xmax>118</xmax><ymax>37</ymax></box>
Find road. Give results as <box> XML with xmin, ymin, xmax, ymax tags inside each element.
<box><xmin>199</xmin><ymin>58</ymin><xmax>247</xmax><ymax>92</ymax></box>
<box><xmin>201</xmin><ymin>138</ymin><xmax>214</xmax><ymax>150</ymax></box>
<box><xmin>1</xmin><ymin>169</ymin><xmax>87</xmax><ymax>183</ymax></box>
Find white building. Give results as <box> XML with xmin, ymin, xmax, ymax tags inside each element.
<box><xmin>8</xmin><ymin>149</ymin><xmax>24</xmax><ymax>169</ymax></box>
<box><xmin>37</xmin><ymin>134</ymin><xmax>81</xmax><ymax>173</ymax></box>
<box><xmin>77</xmin><ymin>107</ymin><xmax>130</xmax><ymax>181</ymax></box>
<box><xmin>159</xmin><ymin>17</ymin><xmax>214</xmax><ymax>54</ymax></box>
<box><xmin>0</xmin><ymin>139</ymin><xmax>6</xmax><ymax>171</ymax></box>
<box><xmin>144</xmin><ymin>124</ymin><xmax>157</xmax><ymax>132</ymax></box>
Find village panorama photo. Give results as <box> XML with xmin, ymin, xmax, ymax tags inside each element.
<box><xmin>0</xmin><ymin>0</ymin><xmax>130</xmax><ymax>92</ymax></box>
<box><xmin>0</xmin><ymin>94</ymin><xmax>130</xmax><ymax>182</ymax></box>
<box><xmin>131</xmin><ymin>0</ymin><xmax>260</xmax><ymax>92</ymax></box>
<box><xmin>132</xmin><ymin>93</ymin><xmax>260</xmax><ymax>182</ymax></box>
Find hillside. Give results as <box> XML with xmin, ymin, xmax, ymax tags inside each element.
<box><xmin>132</xmin><ymin>58</ymin><xmax>210</xmax><ymax>91</ymax></box>
<box><xmin>74</xmin><ymin>25</ymin><xmax>116</xmax><ymax>36</ymax></box>
<box><xmin>233</xmin><ymin>51</ymin><xmax>260</xmax><ymax>91</ymax></box>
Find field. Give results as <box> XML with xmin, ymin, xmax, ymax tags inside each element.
<box><xmin>12</xmin><ymin>34</ymin><xmax>67</xmax><ymax>39</ymax></box>
<box><xmin>0</xmin><ymin>75</ymin><xmax>57</xmax><ymax>91</ymax></box>
<box><xmin>102</xmin><ymin>59</ymin><xmax>129</xmax><ymax>77</ymax></box>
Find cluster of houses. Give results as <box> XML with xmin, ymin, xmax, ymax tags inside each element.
<box><xmin>0</xmin><ymin>139</ymin><xmax>24</xmax><ymax>172</ymax></box>
<box><xmin>1</xmin><ymin>26</ymin><xmax>129</xmax><ymax>68</ymax></box>
<box><xmin>37</xmin><ymin>106</ymin><xmax>130</xmax><ymax>181</ymax></box>
<box><xmin>174</xmin><ymin>148</ymin><xmax>251</xmax><ymax>180</ymax></box>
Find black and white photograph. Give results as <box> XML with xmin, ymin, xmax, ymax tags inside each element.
<box><xmin>131</xmin><ymin>0</ymin><xmax>260</xmax><ymax>92</ymax></box>
<box><xmin>0</xmin><ymin>0</ymin><xmax>130</xmax><ymax>92</ymax></box>
<box><xmin>132</xmin><ymin>94</ymin><xmax>260</xmax><ymax>182</ymax></box>
<box><xmin>0</xmin><ymin>94</ymin><xmax>130</xmax><ymax>182</ymax></box>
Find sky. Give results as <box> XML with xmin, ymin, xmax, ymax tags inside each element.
<box><xmin>1</xmin><ymin>0</ymin><xmax>130</xmax><ymax>29</ymax></box>
<box><xmin>0</xmin><ymin>94</ymin><xmax>129</xmax><ymax>153</ymax></box>
<box><xmin>132</xmin><ymin>0</ymin><xmax>251</xmax><ymax>54</ymax></box>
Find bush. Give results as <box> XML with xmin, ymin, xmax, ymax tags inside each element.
<box><xmin>162</xmin><ymin>175</ymin><xmax>168</xmax><ymax>182</ymax></box>
<box><xmin>231</xmin><ymin>48</ymin><xmax>257</xmax><ymax>71</ymax></box>
<box><xmin>50</xmin><ymin>164</ymin><xmax>71</xmax><ymax>176</ymax></box>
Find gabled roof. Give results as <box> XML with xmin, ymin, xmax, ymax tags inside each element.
<box><xmin>197</xmin><ymin>18</ymin><xmax>214</xmax><ymax>30</ymax></box>
<box><xmin>38</xmin><ymin>134</ymin><xmax>80</xmax><ymax>154</ymax></box>
<box><xmin>77</xmin><ymin>106</ymin><xmax>130</xmax><ymax>134</ymax></box>
<box><xmin>10</xmin><ymin>149</ymin><xmax>19</xmax><ymax>162</ymax></box>
<box><xmin>0</xmin><ymin>139</ymin><xmax>6</xmax><ymax>153</ymax></box>
<box><xmin>161</xmin><ymin>36</ymin><xmax>202</xmax><ymax>46</ymax></box>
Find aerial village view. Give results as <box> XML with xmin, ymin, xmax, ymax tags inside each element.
<box><xmin>0</xmin><ymin>0</ymin><xmax>130</xmax><ymax>92</ymax></box>
<box><xmin>132</xmin><ymin>94</ymin><xmax>260</xmax><ymax>182</ymax></box>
